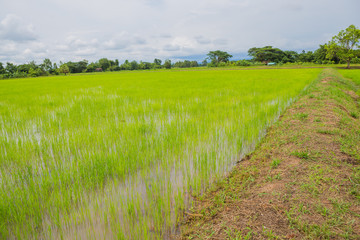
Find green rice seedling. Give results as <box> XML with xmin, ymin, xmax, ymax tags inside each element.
<box><xmin>338</xmin><ymin>69</ymin><xmax>360</xmax><ymax>87</ymax></box>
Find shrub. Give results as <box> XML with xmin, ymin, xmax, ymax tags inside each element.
<box><xmin>236</xmin><ymin>60</ymin><xmax>251</xmax><ymax>66</ymax></box>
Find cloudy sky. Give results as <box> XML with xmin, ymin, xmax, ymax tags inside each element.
<box><xmin>0</xmin><ymin>0</ymin><xmax>359</xmax><ymax>64</ymax></box>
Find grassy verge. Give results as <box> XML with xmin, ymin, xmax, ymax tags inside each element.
<box><xmin>179</xmin><ymin>68</ymin><xmax>360</xmax><ymax>239</ymax></box>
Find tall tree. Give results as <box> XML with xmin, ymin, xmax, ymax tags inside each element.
<box><xmin>99</xmin><ymin>58</ymin><xmax>110</xmax><ymax>71</ymax></box>
<box><xmin>17</xmin><ymin>64</ymin><xmax>31</xmax><ymax>73</ymax></box>
<box><xmin>325</xmin><ymin>25</ymin><xmax>360</xmax><ymax>69</ymax></box>
<box><xmin>298</xmin><ymin>50</ymin><xmax>315</xmax><ymax>63</ymax></box>
<box><xmin>314</xmin><ymin>45</ymin><xmax>339</xmax><ymax>64</ymax></box>
<box><xmin>282</xmin><ymin>50</ymin><xmax>299</xmax><ymax>63</ymax></box>
<box><xmin>153</xmin><ymin>59</ymin><xmax>162</xmax><ymax>69</ymax></box>
<box><xmin>190</xmin><ymin>61</ymin><xmax>198</xmax><ymax>67</ymax></box>
<box><xmin>153</xmin><ymin>58</ymin><xmax>162</xmax><ymax>65</ymax></box>
<box><xmin>163</xmin><ymin>59</ymin><xmax>171</xmax><ymax>69</ymax></box>
<box><xmin>42</xmin><ymin>58</ymin><xmax>53</xmax><ymax>73</ymax></box>
<box><xmin>248</xmin><ymin>46</ymin><xmax>285</xmax><ymax>64</ymax></box>
<box><xmin>0</xmin><ymin>62</ymin><xmax>4</xmax><ymax>74</ymax></box>
<box><xmin>66</xmin><ymin>61</ymin><xmax>87</xmax><ymax>73</ymax></box>
<box><xmin>58</xmin><ymin>64</ymin><xmax>70</xmax><ymax>75</ymax></box>
<box><xmin>120</xmin><ymin>60</ymin><xmax>131</xmax><ymax>70</ymax></box>
<box><xmin>139</xmin><ymin>61</ymin><xmax>152</xmax><ymax>70</ymax></box>
<box><xmin>207</xmin><ymin>50</ymin><xmax>232</xmax><ymax>64</ymax></box>
<box><xmin>86</xmin><ymin>62</ymin><xmax>100</xmax><ymax>72</ymax></box>
<box><xmin>130</xmin><ymin>60</ymin><xmax>139</xmax><ymax>70</ymax></box>
<box><xmin>5</xmin><ymin>62</ymin><xmax>17</xmax><ymax>74</ymax></box>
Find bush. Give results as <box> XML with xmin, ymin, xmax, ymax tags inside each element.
<box><xmin>29</xmin><ymin>68</ymin><xmax>39</xmax><ymax>77</ymax></box>
<box><xmin>11</xmin><ymin>72</ymin><xmax>28</xmax><ymax>78</ymax></box>
<box><xmin>351</xmin><ymin>57</ymin><xmax>360</xmax><ymax>64</ymax></box>
<box><xmin>236</xmin><ymin>60</ymin><xmax>251</xmax><ymax>66</ymax></box>
<box><xmin>207</xmin><ymin>62</ymin><xmax>217</xmax><ymax>67</ymax></box>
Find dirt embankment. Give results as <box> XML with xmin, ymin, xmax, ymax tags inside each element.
<box><xmin>179</xmin><ymin>69</ymin><xmax>360</xmax><ymax>239</ymax></box>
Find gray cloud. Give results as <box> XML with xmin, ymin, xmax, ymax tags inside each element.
<box><xmin>163</xmin><ymin>44</ymin><xmax>180</xmax><ymax>51</ymax></box>
<box><xmin>213</xmin><ymin>39</ymin><xmax>228</xmax><ymax>46</ymax></box>
<box><xmin>103</xmin><ymin>33</ymin><xmax>147</xmax><ymax>50</ymax></box>
<box><xmin>0</xmin><ymin>42</ymin><xmax>18</xmax><ymax>56</ymax></box>
<box><xmin>0</xmin><ymin>14</ymin><xmax>36</xmax><ymax>42</ymax></box>
<box><xmin>142</xmin><ymin>0</ymin><xmax>165</xmax><ymax>7</ymax></box>
<box><xmin>283</xmin><ymin>2</ymin><xmax>304</xmax><ymax>12</ymax></box>
<box><xmin>195</xmin><ymin>36</ymin><xmax>211</xmax><ymax>45</ymax></box>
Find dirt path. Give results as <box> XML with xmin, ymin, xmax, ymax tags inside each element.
<box><xmin>179</xmin><ymin>69</ymin><xmax>360</xmax><ymax>239</ymax></box>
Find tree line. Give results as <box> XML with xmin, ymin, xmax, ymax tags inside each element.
<box><xmin>207</xmin><ymin>25</ymin><xmax>360</xmax><ymax>69</ymax></box>
<box><xmin>1</xmin><ymin>25</ymin><xmax>359</xmax><ymax>79</ymax></box>
<box><xmin>0</xmin><ymin>58</ymin><xmax>207</xmax><ymax>79</ymax></box>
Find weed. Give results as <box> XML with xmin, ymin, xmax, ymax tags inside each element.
<box><xmin>298</xmin><ymin>203</ymin><xmax>310</xmax><ymax>214</ymax></box>
<box><xmin>270</xmin><ymin>158</ymin><xmax>281</xmax><ymax>169</ymax></box>
<box><xmin>349</xmin><ymin>168</ymin><xmax>360</xmax><ymax>200</ymax></box>
<box><xmin>266</xmin><ymin>173</ymin><xmax>282</xmax><ymax>182</ymax></box>
<box><xmin>350</xmin><ymin>112</ymin><xmax>358</xmax><ymax>119</ymax></box>
<box><xmin>330</xmin><ymin>199</ymin><xmax>350</xmax><ymax>214</ymax></box>
<box><xmin>317</xmin><ymin>129</ymin><xmax>335</xmax><ymax>135</ymax></box>
<box><xmin>296</xmin><ymin>113</ymin><xmax>309</xmax><ymax>120</ymax></box>
<box><xmin>292</xmin><ymin>150</ymin><xmax>310</xmax><ymax>160</ymax></box>
<box><xmin>266</xmin><ymin>175</ymin><xmax>273</xmax><ymax>182</ymax></box>
<box><xmin>315</xmin><ymin>204</ymin><xmax>329</xmax><ymax>216</ymax></box>
<box><xmin>262</xmin><ymin>226</ymin><xmax>280</xmax><ymax>239</ymax></box>
<box><xmin>301</xmin><ymin>183</ymin><xmax>319</xmax><ymax>196</ymax></box>
<box><xmin>274</xmin><ymin>173</ymin><xmax>282</xmax><ymax>180</ymax></box>
<box><xmin>224</xmin><ymin>227</ymin><xmax>253</xmax><ymax>240</ymax></box>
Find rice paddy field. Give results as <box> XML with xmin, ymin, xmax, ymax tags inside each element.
<box><xmin>0</xmin><ymin>68</ymin><xmax>322</xmax><ymax>239</ymax></box>
<box><xmin>339</xmin><ymin>69</ymin><xmax>360</xmax><ymax>93</ymax></box>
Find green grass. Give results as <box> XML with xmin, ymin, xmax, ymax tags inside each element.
<box><xmin>336</xmin><ymin>69</ymin><xmax>360</xmax><ymax>161</ymax></box>
<box><xmin>296</xmin><ymin>113</ymin><xmax>309</xmax><ymax>120</ymax></box>
<box><xmin>270</xmin><ymin>158</ymin><xmax>281</xmax><ymax>169</ymax></box>
<box><xmin>292</xmin><ymin>150</ymin><xmax>311</xmax><ymax>160</ymax></box>
<box><xmin>339</xmin><ymin>69</ymin><xmax>360</xmax><ymax>83</ymax></box>
<box><xmin>0</xmin><ymin>68</ymin><xmax>321</xmax><ymax>239</ymax></box>
<box><xmin>350</xmin><ymin>112</ymin><xmax>359</xmax><ymax>119</ymax></box>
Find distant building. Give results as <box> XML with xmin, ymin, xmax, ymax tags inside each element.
<box><xmin>95</xmin><ymin>68</ymin><xmax>103</xmax><ymax>72</ymax></box>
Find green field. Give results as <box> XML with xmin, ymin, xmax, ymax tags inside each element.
<box><xmin>0</xmin><ymin>68</ymin><xmax>321</xmax><ymax>239</ymax></box>
<box><xmin>338</xmin><ymin>69</ymin><xmax>360</xmax><ymax>94</ymax></box>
